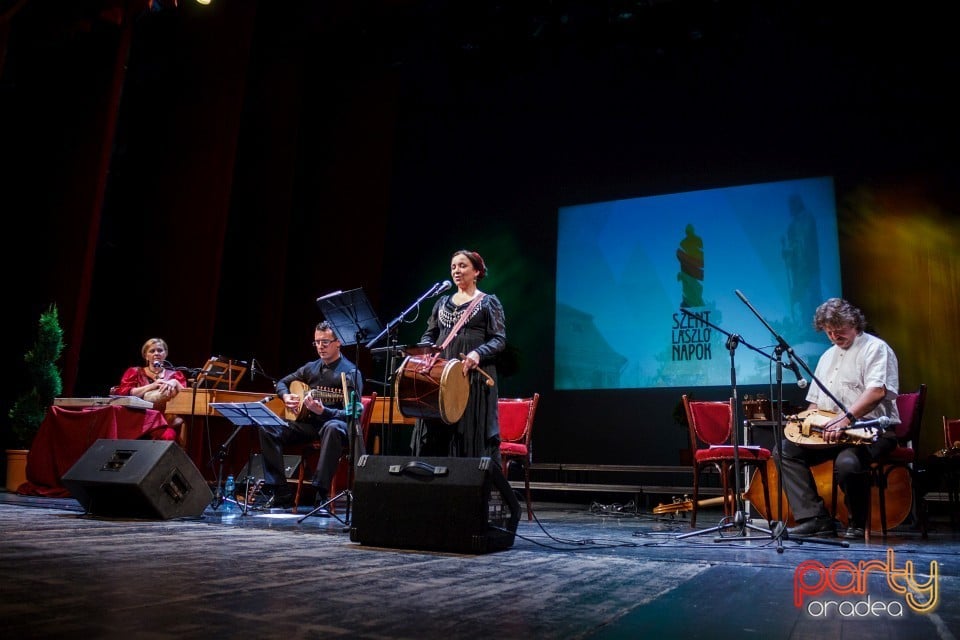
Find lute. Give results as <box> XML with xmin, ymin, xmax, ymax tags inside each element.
<box><xmin>653</xmin><ymin>495</ymin><xmax>726</xmax><ymax>515</ymax></box>
<box><xmin>286</xmin><ymin>380</ymin><xmax>346</xmax><ymax>421</ymax></box>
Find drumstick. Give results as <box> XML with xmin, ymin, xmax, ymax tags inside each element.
<box><xmin>459</xmin><ymin>353</ymin><xmax>495</xmax><ymax>387</ymax></box>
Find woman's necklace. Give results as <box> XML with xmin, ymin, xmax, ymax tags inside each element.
<box><xmin>453</xmin><ymin>289</ymin><xmax>479</xmax><ymax>305</ymax></box>
<box><xmin>145</xmin><ymin>366</ymin><xmax>163</xmax><ymax>382</ymax></box>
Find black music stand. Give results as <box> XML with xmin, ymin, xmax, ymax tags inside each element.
<box><xmin>210</xmin><ymin>402</ymin><xmax>287</xmax><ymax>516</ymax></box>
<box><xmin>302</xmin><ymin>288</ymin><xmax>383</xmax><ymax>525</ymax></box>
<box><xmin>316</xmin><ymin>288</ymin><xmax>384</xmax><ymax>348</ymax></box>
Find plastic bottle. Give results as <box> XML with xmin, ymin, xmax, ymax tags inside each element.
<box><xmin>222</xmin><ymin>475</ymin><xmax>239</xmax><ymax>513</ymax></box>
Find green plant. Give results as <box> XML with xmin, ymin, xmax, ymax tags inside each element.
<box><xmin>8</xmin><ymin>304</ymin><xmax>64</xmax><ymax>449</ymax></box>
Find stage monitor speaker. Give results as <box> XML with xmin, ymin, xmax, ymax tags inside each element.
<box><xmin>62</xmin><ymin>439</ymin><xmax>212</xmax><ymax>519</ymax></box>
<box><xmin>349</xmin><ymin>455</ymin><xmax>520</xmax><ymax>554</ymax></box>
<box><xmin>237</xmin><ymin>454</ymin><xmax>301</xmax><ymax>482</ymax></box>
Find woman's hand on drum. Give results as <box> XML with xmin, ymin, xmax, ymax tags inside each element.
<box><xmin>157</xmin><ymin>379</ymin><xmax>180</xmax><ymax>398</ymax></box>
<box><xmin>461</xmin><ymin>351</ymin><xmax>480</xmax><ymax>376</ymax></box>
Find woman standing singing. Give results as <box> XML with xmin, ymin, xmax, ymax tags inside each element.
<box><xmin>410</xmin><ymin>249</ymin><xmax>507</xmax><ymax>463</ymax></box>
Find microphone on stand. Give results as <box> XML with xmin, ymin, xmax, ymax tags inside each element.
<box><xmin>851</xmin><ymin>416</ymin><xmax>892</xmax><ymax>432</ymax></box>
<box><xmin>783</xmin><ymin>360</ymin><xmax>808</xmax><ymax>389</ymax></box>
<box><xmin>431</xmin><ymin>280</ymin><xmax>453</xmax><ymax>296</ymax></box>
<box><xmin>250</xmin><ymin>358</ymin><xmax>257</xmax><ymax>381</ymax></box>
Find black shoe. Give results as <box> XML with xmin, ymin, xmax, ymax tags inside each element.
<box><xmin>841</xmin><ymin>526</ymin><xmax>866</xmax><ymax>540</ymax></box>
<box><xmin>259</xmin><ymin>484</ymin><xmax>295</xmax><ymax>509</ymax></box>
<box><xmin>787</xmin><ymin>516</ymin><xmax>836</xmax><ymax>537</ymax></box>
<box><xmin>269</xmin><ymin>492</ymin><xmax>295</xmax><ymax>509</ymax></box>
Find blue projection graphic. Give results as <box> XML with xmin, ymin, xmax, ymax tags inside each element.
<box><xmin>555</xmin><ymin>177</ymin><xmax>842</xmax><ymax>390</ymax></box>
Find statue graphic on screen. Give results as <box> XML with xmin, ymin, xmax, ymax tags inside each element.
<box><xmin>677</xmin><ymin>223</ymin><xmax>705</xmax><ymax>308</ymax></box>
<box><xmin>781</xmin><ymin>194</ymin><xmax>822</xmax><ymax>319</ymax></box>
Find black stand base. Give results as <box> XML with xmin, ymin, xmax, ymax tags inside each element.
<box><xmin>766</xmin><ymin>519</ymin><xmax>850</xmax><ymax>551</ymax></box>
<box><xmin>298</xmin><ymin>488</ymin><xmax>350</xmax><ymax>527</ymax></box>
<box><xmin>676</xmin><ymin>509</ymin><xmax>773</xmax><ymax>542</ymax></box>
<box><xmin>676</xmin><ymin>509</ymin><xmax>850</xmax><ymax>552</ymax></box>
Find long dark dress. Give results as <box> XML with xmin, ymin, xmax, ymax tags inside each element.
<box><xmin>410</xmin><ymin>293</ymin><xmax>507</xmax><ymax>461</ymax></box>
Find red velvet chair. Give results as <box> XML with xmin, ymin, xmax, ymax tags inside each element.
<box><xmin>292</xmin><ymin>392</ymin><xmax>376</xmax><ymax>513</ymax></box>
<box><xmin>682</xmin><ymin>395</ymin><xmax>771</xmax><ymax>529</ymax></box>
<box><xmin>498</xmin><ymin>393</ymin><xmax>539</xmax><ymax>521</ymax></box>
<box><xmin>830</xmin><ymin>384</ymin><xmax>927</xmax><ymax>541</ymax></box>
<box><xmin>941</xmin><ymin>416</ymin><xmax>960</xmax><ymax>527</ymax></box>
<box><xmin>871</xmin><ymin>384</ymin><xmax>927</xmax><ymax>539</ymax></box>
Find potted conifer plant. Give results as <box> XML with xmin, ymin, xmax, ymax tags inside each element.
<box><xmin>6</xmin><ymin>304</ymin><xmax>64</xmax><ymax>490</ymax></box>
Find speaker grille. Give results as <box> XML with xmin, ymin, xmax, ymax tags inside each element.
<box><xmin>61</xmin><ymin>439</ymin><xmax>212</xmax><ymax>519</ymax></box>
<box><xmin>349</xmin><ymin>456</ymin><xmax>520</xmax><ymax>553</ymax></box>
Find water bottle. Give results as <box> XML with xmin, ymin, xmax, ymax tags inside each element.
<box><xmin>222</xmin><ymin>475</ymin><xmax>239</xmax><ymax>513</ymax></box>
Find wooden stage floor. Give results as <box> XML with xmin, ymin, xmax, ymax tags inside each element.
<box><xmin>1</xmin><ymin>488</ymin><xmax>957</xmax><ymax>640</ymax></box>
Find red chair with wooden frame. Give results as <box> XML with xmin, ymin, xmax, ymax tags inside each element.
<box><xmin>940</xmin><ymin>416</ymin><xmax>960</xmax><ymax>527</ymax></box>
<box><xmin>682</xmin><ymin>394</ymin><xmax>772</xmax><ymax>529</ymax></box>
<box><xmin>830</xmin><ymin>384</ymin><xmax>927</xmax><ymax>541</ymax></box>
<box><xmin>498</xmin><ymin>393</ymin><xmax>540</xmax><ymax>521</ymax></box>
<box><xmin>872</xmin><ymin>384</ymin><xmax>927</xmax><ymax>539</ymax></box>
<box><xmin>292</xmin><ymin>392</ymin><xmax>376</xmax><ymax>513</ymax></box>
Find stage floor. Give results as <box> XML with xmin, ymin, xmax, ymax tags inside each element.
<box><xmin>1</xmin><ymin>490</ymin><xmax>957</xmax><ymax>639</ymax></box>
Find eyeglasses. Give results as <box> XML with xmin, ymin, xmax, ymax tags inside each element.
<box><xmin>311</xmin><ymin>339</ymin><xmax>337</xmax><ymax>347</ymax></box>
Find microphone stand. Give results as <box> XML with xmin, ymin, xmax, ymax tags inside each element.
<box><xmin>734</xmin><ymin>290</ymin><xmax>849</xmax><ymax>550</ymax></box>
<box><xmin>365</xmin><ymin>281</ymin><xmax>444</xmax><ymax>350</ymax></box>
<box><xmin>675</xmin><ymin>309</ymin><xmax>774</xmax><ymax>543</ymax></box>
<box><xmin>159</xmin><ymin>359</ymin><xmax>205</xmax><ymax>465</ymax></box>
<box><xmin>366</xmin><ymin>282</ymin><xmax>447</xmax><ymax>454</ymax></box>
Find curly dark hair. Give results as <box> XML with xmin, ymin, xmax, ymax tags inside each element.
<box><xmin>813</xmin><ymin>298</ymin><xmax>867</xmax><ymax>333</ymax></box>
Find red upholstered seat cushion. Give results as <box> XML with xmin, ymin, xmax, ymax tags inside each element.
<box><xmin>695</xmin><ymin>446</ymin><xmax>771</xmax><ymax>462</ymax></box>
<box><xmin>499</xmin><ymin>442</ymin><xmax>528</xmax><ymax>456</ymax></box>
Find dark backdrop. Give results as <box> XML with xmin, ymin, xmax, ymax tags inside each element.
<box><xmin>2</xmin><ymin>1</ymin><xmax>958</xmax><ymax>465</ymax></box>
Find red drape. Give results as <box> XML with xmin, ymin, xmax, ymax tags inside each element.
<box><xmin>18</xmin><ymin>405</ymin><xmax>175</xmax><ymax>498</ymax></box>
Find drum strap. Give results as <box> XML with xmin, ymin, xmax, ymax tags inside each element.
<box><xmin>439</xmin><ymin>292</ymin><xmax>485</xmax><ymax>351</ymax></box>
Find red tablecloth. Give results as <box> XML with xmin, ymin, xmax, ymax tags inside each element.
<box><xmin>17</xmin><ymin>405</ymin><xmax>176</xmax><ymax>498</ymax></box>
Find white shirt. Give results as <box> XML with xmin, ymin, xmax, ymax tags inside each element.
<box><xmin>806</xmin><ymin>331</ymin><xmax>900</xmax><ymax>424</ymax></box>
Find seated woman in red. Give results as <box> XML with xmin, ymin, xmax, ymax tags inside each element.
<box><xmin>112</xmin><ymin>337</ymin><xmax>188</xmax><ymax>444</ymax></box>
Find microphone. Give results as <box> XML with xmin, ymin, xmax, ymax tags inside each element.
<box><xmin>250</xmin><ymin>358</ymin><xmax>256</xmax><ymax>381</ymax></box>
<box><xmin>432</xmin><ymin>280</ymin><xmax>453</xmax><ymax>296</ymax></box>
<box><xmin>152</xmin><ymin>360</ymin><xmax>162</xmax><ymax>370</ymax></box>
<box><xmin>260</xmin><ymin>395</ymin><xmax>275</xmax><ymax>404</ymax></box>
<box><xmin>851</xmin><ymin>416</ymin><xmax>892</xmax><ymax>431</ymax></box>
<box><xmin>783</xmin><ymin>360</ymin><xmax>808</xmax><ymax>389</ymax></box>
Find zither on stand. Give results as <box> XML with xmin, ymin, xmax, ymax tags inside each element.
<box><xmin>676</xmin><ymin>309</ymin><xmax>775</xmax><ymax>543</ymax></box>
<box><xmin>734</xmin><ymin>289</ymin><xmax>848</xmax><ymax>551</ymax></box>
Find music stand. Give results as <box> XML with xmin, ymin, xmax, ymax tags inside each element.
<box><xmin>302</xmin><ymin>288</ymin><xmax>383</xmax><ymax>525</ymax></box>
<box><xmin>316</xmin><ymin>288</ymin><xmax>384</xmax><ymax>347</ymax></box>
<box><xmin>197</xmin><ymin>357</ymin><xmax>246</xmax><ymax>390</ymax></box>
<box><xmin>210</xmin><ymin>402</ymin><xmax>287</xmax><ymax>516</ymax></box>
